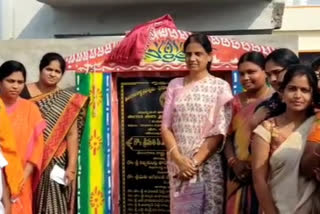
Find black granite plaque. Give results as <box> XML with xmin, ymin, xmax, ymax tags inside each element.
<box><xmin>119</xmin><ymin>77</ymin><xmax>172</xmax><ymax>214</ymax></box>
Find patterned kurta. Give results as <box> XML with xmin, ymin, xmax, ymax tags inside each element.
<box><xmin>162</xmin><ymin>75</ymin><xmax>233</xmax><ymax>213</ymax></box>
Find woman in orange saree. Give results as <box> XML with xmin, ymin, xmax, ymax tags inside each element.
<box><xmin>0</xmin><ymin>98</ymin><xmax>24</xmax><ymax>213</ymax></box>
<box><xmin>224</xmin><ymin>52</ymin><xmax>273</xmax><ymax>214</ymax></box>
<box><xmin>20</xmin><ymin>53</ymin><xmax>88</xmax><ymax>214</ymax></box>
<box><xmin>0</xmin><ymin>60</ymin><xmax>45</xmax><ymax>214</ymax></box>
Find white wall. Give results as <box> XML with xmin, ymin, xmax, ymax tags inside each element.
<box><xmin>0</xmin><ymin>0</ymin><xmax>14</xmax><ymax>39</ymax></box>
<box><xmin>0</xmin><ymin>37</ymin><xmax>122</xmax><ymax>87</ymax></box>
<box><xmin>2</xmin><ymin>0</ymin><xmax>278</xmax><ymax>39</ymax></box>
<box><xmin>0</xmin><ymin>0</ymin><xmax>297</xmax><ymax>89</ymax></box>
<box><xmin>274</xmin><ymin>6</ymin><xmax>320</xmax><ymax>51</ymax></box>
<box><xmin>285</xmin><ymin>0</ymin><xmax>320</xmax><ymax>6</ymax></box>
<box><xmin>275</xmin><ymin>31</ymin><xmax>320</xmax><ymax>52</ymax></box>
<box><xmin>12</xmin><ymin>0</ymin><xmax>43</xmax><ymax>38</ymax></box>
<box><xmin>279</xmin><ymin>7</ymin><xmax>320</xmax><ymax>31</ymax></box>
<box><xmin>0</xmin><ymin>35</ymin><xmax>297</xmax><ymax>88</ymax></box>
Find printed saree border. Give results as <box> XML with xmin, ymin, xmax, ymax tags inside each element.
<box><xmin>41</xmin><ymin>93</ymin><xmax>88</xmax><ymax>173</ymax></box>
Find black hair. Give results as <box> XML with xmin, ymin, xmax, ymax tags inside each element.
<box><xmin>39</xmin><ymin>52</ymin><xmax>66</xmax><ymax>74</ymax></box>
<box><xmin>238</xmin><ymin>51</ymin><xmax>265</xmax><ymax>70</ymax></box>
<box><xmin>265</xmin><ymin>48</ymin><xmax>299</xmax><ymax>69</ymax></box>
<box><xmin>279</xmin><ymin>64</ymin><xmax>320</xmax><ymax>114</ymax></box>
<box><xmin>311</xmin><ymin>57</ymin><xmax>320</xmax><ymax>71</ymax></box>
<box><xmin>183</xmin><ymin>33</ymin><xmax>212</xmax><ymax>71</ymax></box>
<box><xmin>0</xmin><ymin>60</ymin><xmax>27</xmax><ymax>82</ymax></box>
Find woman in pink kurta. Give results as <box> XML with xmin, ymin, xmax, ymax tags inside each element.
<box><xmin>161</xmin><ymin>33</ymin><xmax>233</xmax><ymax>213</ymax></box>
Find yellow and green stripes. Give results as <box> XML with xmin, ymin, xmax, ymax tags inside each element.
<box><xmin>76</xmin><ymin>72</ymin><xmax>112</xmax><ymax>214</ymax></box>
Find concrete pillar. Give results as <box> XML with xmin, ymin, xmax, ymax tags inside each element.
<box><xmin>0</xmin><ymin>0</ymin><xmax>14</xmax><ymax>40</ymax></box>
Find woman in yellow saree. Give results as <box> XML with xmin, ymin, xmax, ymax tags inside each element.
<box><xmin>20</xmin><ymin>53</ymin><xmax>88</xmax><ymax>214</ymax></box>
<box><xmin>224</xmin><ymin>51</ymin><xmax>273</xmax><ymax>214</ymax></box>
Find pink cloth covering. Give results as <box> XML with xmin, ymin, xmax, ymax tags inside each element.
<box><xmin>105</xmin><ymin>14</ymin><xmax>177</xmax><ymax>66</ymax></box>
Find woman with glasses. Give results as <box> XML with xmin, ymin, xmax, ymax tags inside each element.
<box><xmin>252</xmin><ymin>48</ymin><xmax>300</xmax><ymax>127</ymax></box>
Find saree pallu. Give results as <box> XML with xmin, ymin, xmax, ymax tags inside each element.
<box><xmin>254</xmin><ymin>116</ymin><xmax>316</xmax><ymax>214</ymax></box>
<box><xmin>32</xmin><ymin>89</ymin><xmax>88</xmax><ymax>214</ymax></box>
<box><xmin>226</xmin><ymin>96</ymin><xmax>260</xmax><ymax>214</ymax></box>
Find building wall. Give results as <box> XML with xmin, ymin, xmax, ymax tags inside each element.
<box><xmin>0</xmin><ymin>35</ymin><xmax>298</xmax><ymax>88</ymax></box>
<box><xmin>0</xmin><ymin>37</ymin><xmax>122</xmax><ymax>87</ymax></box>
<box><xmin>0</xmin><ymin>0</ymin><xmax>278</xmax><ymax>39</ymax></box>
<box><xmin>285</xmin><ymin>0</ymin><xmax>320</xmax><ymax>6</ymax></box>
<box><xmin>274</xmin><ymin>6</ymin><xmax>320</xmax><ymax>52</ymax></box>
<box><xmin>0</xmin><ymin>0</ymin><xmax>297</xmax><ymax>89</ymax></box>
